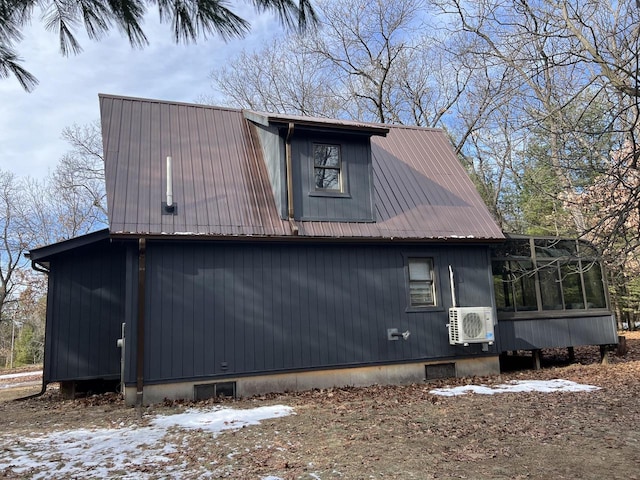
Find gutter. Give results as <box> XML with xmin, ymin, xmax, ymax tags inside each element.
<box><xmin>30</xmin><ymin>258</ymin><xmax>50</xmax><ymax>275</ymax></box>
<box><xmin>108</xmin><ymin>232</ymin><xmax>506</xmax><ymax>244</ymax></box>
<box><xmin>285</xmin><ymin>122</ymin><xmax>299</xmax><ymax>235</ymax></box>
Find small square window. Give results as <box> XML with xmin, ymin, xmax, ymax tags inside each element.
<box><xmin>313</xmin><ymin>144</ymin><xmax>342</xmax><ymax>191</ymax></box>
<box><xmin>408</xmin><ymin>258</ymin><xmax>436</xmax><ymax>307</ymax></box>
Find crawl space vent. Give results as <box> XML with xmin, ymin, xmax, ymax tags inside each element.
<box><xmin>425</xmin><ymin>363</ymin><xmax>456</xmax><ymax>381</ymax></box>
<box><xmin>194</xmin><ymin>381</ymin><xmax>237</xmax><ymax>401</ymax></box>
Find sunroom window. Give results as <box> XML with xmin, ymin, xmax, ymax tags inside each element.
<box><xmin>492</xmin><ymin>237</ymin><xmax>608</xmax><ymax>315</ymax></box>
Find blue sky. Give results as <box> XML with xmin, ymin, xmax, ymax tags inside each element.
<box><xmin>0</xmin><ymin>7</ymin><xmax>278</xmax><ymax>178</ymax></box>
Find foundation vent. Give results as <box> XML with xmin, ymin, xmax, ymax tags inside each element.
<box><xmin>425</xmin><ymin>363</ymin><xmax>456</xmax><ymax>381</ymax></box>
<box><xmin>194</xmin><ymin>381</ymin><xmax>237</xmax><ymax>401</ymax></box>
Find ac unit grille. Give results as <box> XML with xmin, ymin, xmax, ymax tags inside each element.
<box><xmin>462</xmin><ymin>312</ymin><xmax>484</xmax><ymax>338</ymax></box>
<box><xmin>448</xmin><ymin>307</ymin><xmax>495</xmax><ymax>345</ymax></box>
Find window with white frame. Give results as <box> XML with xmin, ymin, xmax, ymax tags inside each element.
<box><xmin>408</xmin><ymin>258</ymin><xmax>436</xmax><ymax>307</ymax></box>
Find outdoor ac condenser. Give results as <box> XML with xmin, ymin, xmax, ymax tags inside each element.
<box><xmin>448</xmin><ymin>307</ymin><xmax>495</xmax><ymax>346</ymax></box>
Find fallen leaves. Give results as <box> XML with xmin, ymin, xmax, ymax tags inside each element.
<box><xmin>1</xmin><ymin>333</ymin><xmax>640</xmax><ymax>479</ymax></box>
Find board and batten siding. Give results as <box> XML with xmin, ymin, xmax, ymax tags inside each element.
<box><xmin>44</xmin><ymin>243</ymin><xmax>127</xmax><ymax>383</ymax></box>
<box><xmin>142</xmin><ymin>241</ymin><xmax>494</xmax><ymax>384</ymax></box>
<box><xmin>496</xmin><ymin>315</ymin><xmax>618</xmax><ymax>351</ymax></box>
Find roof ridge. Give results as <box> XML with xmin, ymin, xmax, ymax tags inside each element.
<box><xmin>98</xmin><ymin>95</ymin><xmax>445</xmax><ymax>133</ymax></box>
<box><xmin>380</xmin><ymin>123</ymin><xmax>444</xmax><ymax>133</ymax></box>
<box><xmin>98</xmin><ymin>93</ymin><xmax>242</xmax><ymax>113</ymax></box>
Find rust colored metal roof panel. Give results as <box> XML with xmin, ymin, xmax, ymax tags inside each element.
<box><xmin>100</xmin><ymin>94</ymin><xmax>289</xmax><ymax>237</ymax></box>
<box><xmin>366</xmin><ymin>125</ymin><xmax>504</xmax><ymax>240</ymax></box>
<box><xmin>99</xmin><ymin>95</ymin><xmax>503</xmax><ymax>241</ymax></box>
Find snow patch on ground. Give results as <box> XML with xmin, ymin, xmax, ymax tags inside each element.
<box><xmin>0</xmin><ymin>371</ymin><xmax>42</xmax><ymax>380</ymax></box>
<box><xmin>1</xmin><ymin>382</ymin><xmax>37</xmax><ymax>390</ymax></box>
<box><xmin>0</xmin><ymin>404</ymin><xmax>293</xmax><ymax>479</ymax></box>
<box><xmin>429</xmin><ymin>379</ymin><xmax>600</xmax><ymax>397</ymax></box>
<box><xmin>1</xmin><ymin>379</ymin><xmax>601</xmax><ymax>478</ymax></box>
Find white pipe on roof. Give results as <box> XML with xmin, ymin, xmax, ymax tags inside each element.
<box><xmin>166</xmin><ymin>156</ymin><xmax>173</xmax><ymax>207</ymax></box>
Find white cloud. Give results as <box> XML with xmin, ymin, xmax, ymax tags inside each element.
<box><xmin>0</xmin><ymin>7</ymin><xmax>281</xmax><ymax>178</ymax></box>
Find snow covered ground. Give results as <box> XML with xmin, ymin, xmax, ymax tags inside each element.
<box><xmin>429</xmin><ymin>378</ymin><xmax>600</xmax><ymax>396</ymax></box>
<box><xmin>0</xmin><ymin>404</ymin><xmax>294</xmax><ymax>479</ymax></box>
<box><xmin>0</xmin><ymin>371</ymin><xmax>42</xmax><ymax>381</ymax></box>
<box><xmin>0</xmin><ymin>370</ymin><xmax>43</xmax><ymax>390</ymax></box>
<box><xmin>0</xmin><ymin>379</ymin><xmax>600</xmax><ymax>479</ymax></box>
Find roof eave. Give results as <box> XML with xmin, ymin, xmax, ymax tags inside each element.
<box><xmin>108</xmin><ymin>231</ymin><xmax>505</xmax><ymax>244</ymax></box>
<box><xmin>243</xmin><ymin>110</ymin><xmax>390</xmax><ymax>136</ymax></box>
<box><xmin>28</xmin><ymin>228</ymin><xmax>111</xmax><ymax>262</ymax></box>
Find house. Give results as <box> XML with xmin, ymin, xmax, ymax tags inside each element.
<box><xmin>28</xmin><ymin>95</ymin><xmax>617</xmax><ymax>405</ymax></box>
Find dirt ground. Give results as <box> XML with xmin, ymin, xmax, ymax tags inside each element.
<box><xmin>2</xmin><ymin>333</ymin><xmax>640</xmax><ymax>479</ymax></box>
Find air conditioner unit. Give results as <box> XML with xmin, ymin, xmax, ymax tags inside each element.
<box><xmin>448</xmin><ymin>307</ymin><xmax>495</xmax><ymax>346</ymax></box>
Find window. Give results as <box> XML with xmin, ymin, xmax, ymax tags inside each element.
<box><xmin>313</xmin><ymin>144</ymin><xmax>342</xmax><ymax>191</ymax></box>
<box><xmin>408</xmin><ymin>258</ymin><xmax>436</xmax><ymax>307</ymax></box>
<box><xmin>491</xmin><ymin>237</ymin><xmax>609</xmax><ymax>315</ymax></box>
<box><xmin>539</xmin><ymin>263</ymin><xmax>563</xmax><ymax>310</ymax></box>
<box><xmin>492</xmin><ymin>260</ymin><xmax>537</xmax><ymax>312</ymax></box>
<box><xmin>582</xmin><ymin>261</ymin><xmax>607</xmax><ymax>308</ymax></box>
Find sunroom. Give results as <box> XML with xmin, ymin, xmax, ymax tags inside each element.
<box><xmin>492</xmin><ymin>235</ymin><xmax>617</xmax><ymax>365</ymax></box>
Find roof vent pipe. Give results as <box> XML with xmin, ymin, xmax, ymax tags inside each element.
<box><xmin>166</xmin><ymin>155</ymin><xmax>173</xmax><ymax>207</ymax></box>
<box><xmin>162</xmin><ymin>155</ymin><xmax>177</xmax><ymax>215</ymax></box>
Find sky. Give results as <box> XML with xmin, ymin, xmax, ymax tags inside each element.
<box><xmin>0</xmin><ymin>6</ymin><xmax>279</xmax><ymax>178</ymax></box>
<box><xmin>0</xmin><ymin>379</ymin><xmax>600</xmax><ymax>478</ymax></box>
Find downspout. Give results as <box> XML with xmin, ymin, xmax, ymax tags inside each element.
<box><xmin>14</xmin><ymin>258</ymin><xmax>50</xmax><ymax>401</ymax></box>
<box><xmin>285</xmin><ymin>122</ymin><xmax>299</xmax><ymax>235</ymax></box>
<box><xmin>136</xmin><ymin>238</ymin><xmax>146</xmax><ymax>406</ymax></box>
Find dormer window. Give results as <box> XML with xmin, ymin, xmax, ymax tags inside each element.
<box><xmin>313</xmin><ymin>144</ymin><xmax>342</xmax><ymax>192</ymax></box>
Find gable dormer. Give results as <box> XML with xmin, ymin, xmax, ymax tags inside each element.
<box><xmin>245</xmin><ymin>111</ymin><xmax>388</xmax><ymax>223</ymax></box>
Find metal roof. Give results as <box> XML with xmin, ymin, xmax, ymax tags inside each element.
<box><xmin>28</xmin><ymin>229</ymin><xmax>111</xmax><ymax>268</ymax></box>
<box><xmin>244</xmin><ymin>110</ymin><xmax>390</xmax><ymax>135</ymax></box>
<box><xmin>99</xmin><ymin>94</ymin><xmax>504</xmax><ymax>241</ymax></box>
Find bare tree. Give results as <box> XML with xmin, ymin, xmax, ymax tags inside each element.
<box><xmin>427</xmin><ymin>1</ymin><xmax>640</xmax><ymax>236</ymax></box>
<box><xmin>55</xmin><ymin>122</ymin><xmax>107</xmax><ymax>231</ymax></box>
<box><xmin>211</xmin><ymin>0</ymin><xmax>464</xmax><ymax>125</ymax></box>
<box><xmin>306</xmin><ymin>0</ymin><xmax>428</xmax><ymax>123</ymax></box>
<box><xmin>210</xmin><ymin>35</ymin><xmax>343</xmax><ymax>117</ymax></box>
<box><xmin>423</xmin><ymin>0</ymin><xmax>640</xmax><ymax>326</ymax></box>
<box><xmin>21</xmin><ymin>122</ymin><xmax>107</xmax><ymax>247</ymax></box>
<box><xmin>0</xmin><ymin>121</ymin><xmax>107</xmax><ymax>361</ymax></box>
<box><xmin>1</xmin><ymin>269</ymin><xmax>47</xmax><ymax>366</ymax></box>
<box><xmin>0</xmin><ymin>170</ymin><xmax>31</xmax><ymax>329</ymax></box>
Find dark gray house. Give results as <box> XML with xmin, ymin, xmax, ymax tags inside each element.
<box><xmin>29</xmin><ymin>95</ymin><xmax>617</xmax><ymax>405</ymax></box>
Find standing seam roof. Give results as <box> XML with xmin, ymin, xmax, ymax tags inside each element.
<box><xmin>99</xmin><ymin>94</ymin><xmax>503</xmax><ymax>241</ymax></box>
